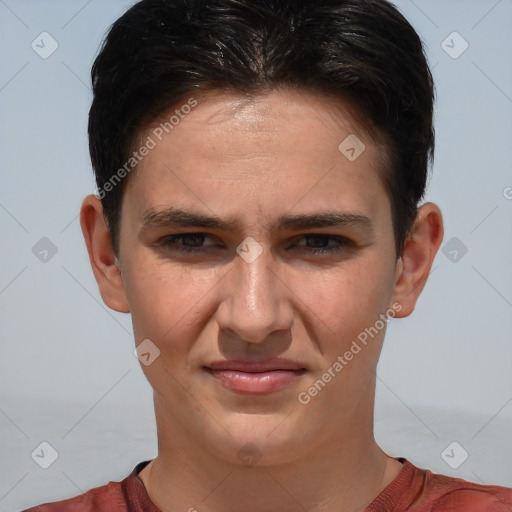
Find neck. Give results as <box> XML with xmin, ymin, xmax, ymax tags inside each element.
<box><xmin>139</xmin><ymin>393</ymin><xmax>402</xmax><ymax>512</ymax></box>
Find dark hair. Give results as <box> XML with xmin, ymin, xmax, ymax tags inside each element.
<box><xmin>88</xmin><ymin>0</ymin><xmax>435</xmax><ymax>258</ymax></box>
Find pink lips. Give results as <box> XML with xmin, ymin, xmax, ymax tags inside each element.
<box><xmin>204</xmin><ymin>359</ymin><xmax>307</xmax><ymax>395</ymax></box>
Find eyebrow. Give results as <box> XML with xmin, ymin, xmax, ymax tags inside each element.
<box><xmin>140</xmin><ymin>207</ymin><xmax>374</xmax><ymax>235</ymax></box>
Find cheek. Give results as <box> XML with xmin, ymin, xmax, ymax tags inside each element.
<box><xmin>124</xmin><ymin>258</ymin><xmax>218</xmax><ymax>344</ymax></box>
<box><xmin>297</xmin><ymin>258</ymin><xmax>393</xmax><ymax>340</ymax></box>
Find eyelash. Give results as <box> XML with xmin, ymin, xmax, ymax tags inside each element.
<box><xmin>159</xmin><ymin>233</ymin><xmax>353</xmax><ymax>255</ymax></box>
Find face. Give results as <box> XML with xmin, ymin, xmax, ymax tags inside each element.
<box><xmin>105</xmin><ymin>89</ymin><xmax>409</xmax><ymax>464</ymax></box>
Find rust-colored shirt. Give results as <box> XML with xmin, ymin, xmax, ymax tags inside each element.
<box><xmin>23</xmin><ymin>458</ymin><xmax>512</xmax><ymax>511</ymax></box>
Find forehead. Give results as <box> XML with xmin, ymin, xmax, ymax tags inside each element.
<box><xmin>125</xmin><ymin>88</ymin><xmax>390</xmax><ymax>223</ymax></box>
<box><xmin>144</xmin><ymin>88</ymin><xmax>382</xmax><ymax>167</ymax></box>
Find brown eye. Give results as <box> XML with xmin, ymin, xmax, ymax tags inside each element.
<box><xmin>294</xmin><ymin>235</ymin><xmax>352</xmax><ymax>254</ymax></box>
<box><xmin>160</xmin><ymin>233</ymin><xmax>216</xmax><ymax>253</ymax></box>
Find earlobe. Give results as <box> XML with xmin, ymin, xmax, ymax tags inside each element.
<box><xmin>80</xmin><ymin>194</ymin><xmax>130</xmax><ymax>313</ymax></box>
<box><xmin>391</xmin><ymin>202</ymin><xmax>444</xmax><ymax>318</ymax></box>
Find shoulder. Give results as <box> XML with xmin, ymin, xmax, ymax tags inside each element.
<box><xmin>424</xmin><ymin>470</ymin><xmax>512</xmax><ymax>512</ymax></box>
<box><xmin>21</xmin><ymin>461</ymin><xmax>153</xmax><ymax>512</ymax></box>
<box><xmin>368</xmin><ymin>458</ymin><xmax>512</xmax><ymax>512</ymax></box>
<box><xmin>21</xmin><ymin>480</ymin><xmax>126</xmax><ymax>512</ymax></box>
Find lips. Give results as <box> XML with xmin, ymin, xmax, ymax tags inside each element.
<box><xmin>204</xmin><ymin>358</ymin><xmax>307</xmax><ymax>394</ymax></box>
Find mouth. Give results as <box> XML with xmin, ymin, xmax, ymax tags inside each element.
<box><xmin>203</xmin><ymin>359</ymin><xmax>307</xmax><ymax>395</ymax></box>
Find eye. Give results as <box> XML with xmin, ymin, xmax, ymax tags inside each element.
<box><xmin>293</xmin><ymin>234</ymin><xmax>353</xmax><ymax>254</ymax></box>
<box><xmin>159</xmin><ymin>233</ymin><xmax>217</xmax><ymax>254</ymax></box>
<box><xmin>158</xmin><ymin>233</ymin><xmax>354</xmax><ymax>257</ymax></box>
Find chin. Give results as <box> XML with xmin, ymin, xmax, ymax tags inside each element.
<box><xmin>201</xmin><ymin>411</ymin><xmax>313</xmax><ymax>467</ymax></box>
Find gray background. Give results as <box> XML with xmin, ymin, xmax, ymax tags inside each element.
<box><xmin>0</xmin><ymin>0</ymin><xmax>511</xmax><ymax>509</ymax></box>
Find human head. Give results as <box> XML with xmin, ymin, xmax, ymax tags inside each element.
<box><xmin>88</xmin><ymin>0</ymin><xmax>435</xmax><ymax>259</ymax></box>
<box><xmin>81</xmin><ymin>0</ymin><xmax>443</xmax><ymax>474</ymax></box>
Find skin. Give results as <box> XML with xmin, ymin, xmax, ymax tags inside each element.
<box><xmin>81</xmin><ymin>88</ymin><xmax>443</xmax><ymax>512</ymax></box>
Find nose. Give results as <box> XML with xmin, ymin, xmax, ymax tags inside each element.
<box><xmin>215</xmin><ymin>244</ymin><xmax>294</xmax><ymax>345</ymax></box>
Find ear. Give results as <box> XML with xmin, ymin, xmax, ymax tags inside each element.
<box><xmin>391</xmin><ymin>202</ymin><xmax>443</xmax><ymax>318</ymax></box>
<box><xmin>80</xmin><ymin>194</ymin><xmax>130</xmax><ymax>313</ymax></box>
